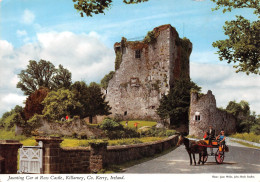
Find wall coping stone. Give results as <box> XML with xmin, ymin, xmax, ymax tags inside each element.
<box><xmin>62</xmin><ymin>147</ymin><xmax>90</xmax><ymax>151</ymax></box>
<box><xmin>0</xmin><ymin>140</ymin><xmax>22</xmax><ymax>145</ymax></box>
<box><xmin>35</xmin><ymin>136</ymin><xmax>63</xmax><ymax>143</ymax></box>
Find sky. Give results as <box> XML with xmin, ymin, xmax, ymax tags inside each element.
<box><xmin>0</xmin><ymin>0</ymin><xmax>259</xmax><ymax>116</ymax></box>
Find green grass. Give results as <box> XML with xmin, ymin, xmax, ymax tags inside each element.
<box><xmin>231</xmin><ymin>140</ymin><xmax>260</xmax><ymax>149</ymax></box>
<box><xmin>230</xmin><ymin>133</ymin><xmax>260</xmax><ymax>144</ymax></box>
<box><xmin>0</xmin><ymin>129</ymin><xmax>27</xmax><ymax>140</ymax></box>
<box><xmin>60</xmin><ymin>137</ymin><xmax>165</xmax><ymax>147</ymax></box>
<box><xmin>61</xmin><ymin>138</ymin><xmax>90</xmax><ymax>148</ymax></box>
<box><xmin>120</xmin><ymin>120</ymin><xmax>157</xmax><ymax>129</ymax></box>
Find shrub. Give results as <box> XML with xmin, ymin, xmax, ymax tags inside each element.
<box><xmin>99</xmin><ymin>118</ymin><xmax>123</xmax><ymax>131</ymax></box>
<box><xmin>100</xmin><ymin>118</ymin><xmax>139</xmax><ymax>139</ymax></box>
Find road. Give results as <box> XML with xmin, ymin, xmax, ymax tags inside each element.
<box><xmin>123</xmin><ymin>138</ymin><xmax>260</xmax><ymax>173</ymax></box>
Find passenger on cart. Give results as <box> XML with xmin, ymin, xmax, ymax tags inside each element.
<box><xmin>216</xmin><ymin>130</ymin><xmax>226</xmax><ymax>152</ymax></box>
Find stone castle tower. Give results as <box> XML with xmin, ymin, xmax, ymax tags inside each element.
<box><xmin>189</xmin><ymin>90</ymin><xmax>236</xmax><ymax>137</ymax></box>
<box><xmin>105</xmin><ymin>24</ymin><xmax>192</xmax><ymax>121</ymax></box>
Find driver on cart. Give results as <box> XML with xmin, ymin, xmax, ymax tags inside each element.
<box><xmin>207</xmin><ymin>125</ymin><xmax>215</xmax><ymax>155</ymax></box>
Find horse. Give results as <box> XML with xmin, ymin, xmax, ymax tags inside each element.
<box><xmin>177</xmin><ymin>135</ymin><xmax>208</xmax><ymax>165</ymax></box>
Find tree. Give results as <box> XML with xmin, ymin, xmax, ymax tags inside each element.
<box><xmin>211</xmin><ymin>0</ymin><xmax>260</xmax><ymax>75</ymax></box>
<box><xmin>225</xmin><ymin>100</ymin><xmax>253</xmax><ymax>132</ymax></box>
<box><xmin>0</xmin><ymin>105</ymin><xmax>25</xmax><ymax>129</ymax></box>
<box><xmin>42</xmin><ymin>88</ymin><xmax>81</xmax><ymax>121</ymax></box>
<box><xmin>100</xmin><ymin>71</ymin><xmax>115</xmax><ymax>89</ymax></box>
<box><xmin>23</xmin><ymin>87</ymin><xmax>49</xmax><ymax>121</ymax></box>
<box><xmin>52</xmin><ymin>65</ymin><xmax>72</xmax><ymax>90</ymax></box>
<box><xmin>86</xmin><ymin>82</ymin><xmax>111</xmax><ymax>123</ymax></box>
<box><xmin>156</xmin><ymin>79</ymin><xmax>201</xmax><ymax>126</ymax></box>
<box><xmin>250</xmin><ymin>115</ymin><xmax>260</xmax><ymax>134</ymax></box>
<box><xmin>71</xmin><ymin>81</ymin><xmax>111</xmax><ymax>123</ymax></box>
<box><xmin>17</xmin><ymin>59</ymin><xmax>72</xmax><ymax>95</ymax></box>
<box><xmin>72</xmin><ymin>0</ymin><xmax>148</xmax><ymax>17</ymax></box>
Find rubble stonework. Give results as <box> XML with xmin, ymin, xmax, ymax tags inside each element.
<box><xmin>105</xmin><ymin>24</ymin><xmax>191</xmax><ymax>121</ymax></box>
<box><xmin>189</xmin><ymin>90</ymin><xmax>236</xmax><ymax>138</ymax></box>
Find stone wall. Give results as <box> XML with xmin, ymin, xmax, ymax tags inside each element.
<box><xmin>105</xmin><ymin>24</ymin><xmax>191</xmax><ymax>122</ymax></box>
<box><xmin>189</xmin><ymin>90</ymin><xmax>236</xmax><ymax>138</ymax></box>
<box><xmin>34</xmin><ymin>135</ymin><xmax>178</xmax><ymax>174</ymax></box>
<box><xmin>16</xmin><ymin>119</ymin><xmax>105</xmax><ymax>138</ymax></box>
<box><xmin>60</xmin><ymin>148</ymin><xmax>90</xmax><ymax>173</ymax></box>
<box><xmin>106</xmin><ymin>135</ymin><xmax>178</xmax><ymax>165</ymax></box>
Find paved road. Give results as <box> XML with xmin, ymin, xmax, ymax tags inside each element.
<box><xmin>123</xmin><ymin>138</ymin><xmax>260</xmax><ymax>173</ymax></box>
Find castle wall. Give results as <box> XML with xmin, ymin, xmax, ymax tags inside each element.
<box><xmin>106</xmin><ymin>25</ymin><xmax>191</xmax><ymax>121</ymax></box>
<box><xmin>189</xmin><ymin>90</ymin><xmax>236</xmax><ymax>138</ymax></box>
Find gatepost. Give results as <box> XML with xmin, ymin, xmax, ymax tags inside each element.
<box><xmin>89</xmin><ymin>141</ymin><xmax>108</xmax><ymax>173</ymax></box>
<box><xmin>0</xmin><ymin>140</ymin><xmax>22</xmax><ymax>174</ymax></box>
<box><xmin>36</xmin><ymin>136</ymin><xmax>63</xmax><ymax>174</ymax></box>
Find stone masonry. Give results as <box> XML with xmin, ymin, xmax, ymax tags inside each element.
<box><xmin>189</xmin><ymin>90</ymin><xmax>236</xmax><ymax>138</ymax></box>
<box><xmin>105</xmin><ymin>24</ymin><xmax>191</xmax><ymax>121</ymax></box>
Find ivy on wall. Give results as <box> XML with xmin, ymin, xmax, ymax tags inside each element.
<box><xmin>115</xmin><ymin>51</ymin><xmax>122</xmax><ymax>70</ymax></box>
<box><xmin>176</xmin><ymin>37</ymin><xmax>192</xmax><ymax>78</ymax></box>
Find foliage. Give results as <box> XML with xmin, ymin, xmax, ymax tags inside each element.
<box><xmin>0</xmin><ymin>128</ymin><xmax>27</xmax><ymax>140</ymax></box>
<box><xmin>156</xmin><ymin>78</ymin><xmax>201</xmax><ymax>126</ymax></box>
<box><xmin>73</xmin><ymin>0</ymin><xmax>149</xmax><ymax>17</ymax></box>
<box><xmin>72</xmin><ymin>82</ymin><xmax>111</xmax><ymax>123</ymax></box>
<box><xmin>143</xmin><ymin>31</ymin><xmax>156</xmax><ymax>44</ymax></box>
<box><xmin>0</xmin><ymin>105</ymin><xmax>25</xmax><ymax>130</ymax></box>
<box><xmin>250</xmin><ymin>116</ymin><xmax>260</xmax><ymax>135</ymax></box>
<box><xmin>211</xmin><ymin>0</ymin><xmax>260</xmax><ymax>75</ymax></box>
<box><xmin>99</xmin><ymin>118</ymin><xmax>123</xmax><ymax>130</ymax></box>
<box><xmin>52</xmin><ymin>65</ymin><xmax>72</xmax><ymax>89</ymax></box>
<box><xmin>225</xmin><ymin>100</ymin><xmax>258</xmax><ymax>133</ymax></box>
<box><xmin>23</xmin><ymin>87</ymin><xmax>49</xmax><ymax>121</ymax></box>
<box><xmin>100</xmin><ymin>71</ymin><xmax>115</xmax><ymax>89</ymax></box>
<box><xmin>17</xmin><ymin>59</ymin><xmax>72</xmax><ymax>95</ymax></box>
<box><xmin>42</xmin><ymin>88</ymin><xmax>81</xmax><ymax>121</ymax></box>
<box><xmin>115</xmin><ymin>50</ymin><xmax>122</xmax><ymax>70</ymax></box>
<box><xmin>99</xmin><ymin>118</ymin><xmax>139</xmax><ymax>139</ymax></box>
<box><xmin>230</xmin><ymin>132</ymin><xmax>260</xmax><ymax>143</ymax></box>
<box><xmin>23</xmin><ymin>114</ymin><xmax>44</xmax><ymax>135</ymax></box>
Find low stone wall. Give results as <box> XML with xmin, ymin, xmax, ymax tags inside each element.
<box><xmin>60</xmin><ymin>148</ymin><xmax>90</xmax><ymax>173</ymax></box>
<box><xmin>106</xmin><ymin>135</ymin><xmax>178</xmax><ymax>165</ymax></box>
<box><xmin>31</xmin><ymin>135</ymin><xmax>179</xmax><ymax>174</ymax></box>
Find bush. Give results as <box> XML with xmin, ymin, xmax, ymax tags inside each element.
<box><xmin>99</xmin><ymin>118</ymin><xmax>123</xmax><ymax>131</ymax></box>
<box><xmin>100</xmin><ymin>118</ymin><xmax>139</xmax><ymax>139</ymax></box>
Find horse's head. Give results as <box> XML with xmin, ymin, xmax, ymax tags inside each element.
<box><xmin>177</xmin><ymin>134</ymin><xmax>184</xmax><ymax>146</ymax></box>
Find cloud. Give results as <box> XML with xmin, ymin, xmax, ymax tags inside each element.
<box><xmin>16</xmin><ymin>30</ymin><xmax>28</xmax><ymax>37</ymax></box>
<box><xmin>191</xmin><ymin>62</ymin><xmax>260</xmax><ymax>113</ymax></box>
<box><xmin>0</xmin><ymin>31</ymin><xmax>115</xmax><ymax>116</ymax></box>
<box><xmin>21</xmin><ymin>9</ymin><xmax>35</xmax><ymax>24</ymax></box>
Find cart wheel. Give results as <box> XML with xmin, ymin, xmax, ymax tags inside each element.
<box><xmin>215</xmin><ymin>149</ymin><xmax>224</xmax><ymax>164</ymax></box>
<box><xmin>200</xmin><ymin>154</ymin><xmax>208</xmax><ymax>164</ymax></box>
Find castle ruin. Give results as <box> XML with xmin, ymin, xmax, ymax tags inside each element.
<box><xmin>189</xmin><ymin>90</ymin><xmax>236</xmax><ymax>137</ymax></box>
<box><xmin>105</xmin><ymin>24</ymin><xmax>191</xmax><ymax>121</ymax></box>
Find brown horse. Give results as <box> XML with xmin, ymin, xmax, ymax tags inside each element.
<box><xmin>177</xmin><ymin>135</ymin><xmax>208</xmax><ymax>165</ymax></box>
